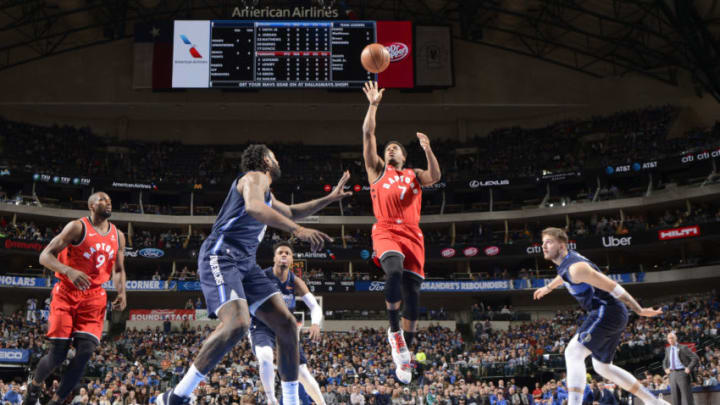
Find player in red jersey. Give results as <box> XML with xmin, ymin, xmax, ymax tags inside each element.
<box><xmin>23</xmin><ymin>192</ymin><xmax>127</xmax><ymax>405</ymax></box>
<box><xmin>362</xmin><ymin>81</ymin><xmax>441</xmax><ymax>383</ymax></box>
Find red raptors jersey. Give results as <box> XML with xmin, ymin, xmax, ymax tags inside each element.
<box><xmin>57</xmin><ymin>217</ymin><xmax>119</xmax><ymax>289</ymax></box>
<box><xmin>370</xmin><ymin>166</ymin><xmax>422</xmax><ymax>225</ymax></box>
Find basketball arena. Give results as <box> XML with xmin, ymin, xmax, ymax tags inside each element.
<box><xmin>0</xmin><ymin>1</ymin><xmax>719</xmax><ymax>405</ymax></box>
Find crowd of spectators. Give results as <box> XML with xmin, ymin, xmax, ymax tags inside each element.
<box><xmin>0</xmin><ymin>291</ymin><xmax>717</xmax><ymax>405</ymax></box>
<box><xmin>1</xmin><ymin>107</ymin><xmax>719</xmax><ymax>202</ymax></box>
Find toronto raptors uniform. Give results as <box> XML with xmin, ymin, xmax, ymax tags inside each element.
<box><xmin>370</xmin><ymin>166</ymin><xmax>425</xmax><ymax>278</ymax></box>
<box><xmin>48</xmin><ymin>216</ymin><xmax>119</xmax><ymax>344</ymax></box>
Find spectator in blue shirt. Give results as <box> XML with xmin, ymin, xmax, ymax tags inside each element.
<box><xmin>2</xmin><ymin>383</ymin><xmax>22</xmax><ymax>405</ymax></box>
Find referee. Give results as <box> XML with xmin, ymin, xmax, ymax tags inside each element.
<box><xmin>663</xmin><ymin>332</ymin><xmax>699</xmax><ymax>405</ymax></box>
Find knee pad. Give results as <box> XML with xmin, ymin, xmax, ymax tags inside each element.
<box><xmin>72</xmin><ymin>336</ymin><xmax>98</xmax><ymax>363</ymax></box>
<box><xmin>255</xmin><ymin>345</ymin><xmax>275</xmax><ymax>367</ymax></box>
<box><xmin>381</xmin><ymin>253</ymin><xmax>404</xmax><ymax>303</ymax></box>
<box><xmin>401</xmin><ymin>275</ymin><xmax>421</xmax><ymax>321</ymax></box>
<box><xmin>591</xmin><ymin>357</ymin><xmax>612</xmax><ymax>376</ymax></box>
<box><xmin>565</xmin><ymin>336</ymin><xmax>591</xmax><ymax>363</ymax></box>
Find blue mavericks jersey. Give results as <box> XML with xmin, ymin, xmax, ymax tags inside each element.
<box><xmin>251</xmin><ymin>267</ymin><xmax>296</xmax><ymax>329</ymax></box>
<box><xmin>557</xmin><ymin>251</ymin><xmax>621</xmax><ymax>311</ymax></box>
<box><xmin>206</xmin><ymin>175</ymin><xmax>271</xmax><ymax>259</ymax></box>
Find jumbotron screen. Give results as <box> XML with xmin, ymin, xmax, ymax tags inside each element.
<box><xmin>172</xmin><ymin>20</ymin><xmax>413</xmax><ymax>89</ymax></box>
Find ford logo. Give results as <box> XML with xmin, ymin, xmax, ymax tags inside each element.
<box><xmin>484</xmin><ymin>246</ymin><xmax>500</xmax><ymax>256</ymax></box>
<box><xmin>386</xmin><ymin>42</ymin><xmax>409</xmax><ymax>62</ymax></box>
<box><xmin>368</xmin><ymin>281</ymin><xmax>385</xmax><ymax>291</ymax></box>
<box><xmin>441</xmin><ymin>248</ymin><xmax>456</xmax><ymax>258</ymax></box>
<box><xmin>463</xmin><ymin>247</ymin><xmax>479</xmax><ymax>257</ymax></box>
<box><xmin>139</xmin><ymin>248</ymin><xmax>164</xmax><ymax>258</ymax></box>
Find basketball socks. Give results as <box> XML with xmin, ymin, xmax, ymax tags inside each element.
<box><xmin>258</xmin><ymin>357</ymin><xmax>277</xmax><ymax>404</ymax></box>
<box><xmin>388</xmin><ymin>309</ymin><xmax>401</xmax><ymax>332</ymax></box>
<box><xmin>404</xmin><ymin>331</ymin><xmax>416</xmax><ymax>348</ymax></box>
<box><xmin>592</xmin><ymin>359</ymin><xmax>660</xmax><ymax>405</ymax></box>
<box><xmin>174</xmin><ymin>364</ymin><xmax>205</xmax><ymax>398</ymax></box>
<box><xmin>298</xmin><ymin>365</ymin><xmax>325</xmax><ymax>405</ymax></box>
<box><xmin>565</xmin><ymin>336</ymin><xmax>591</xmax><ymax>405</ymax></box>
<box><xmin>281</xmin><ymin>381</ymin><xmax>299</xmax><ymax>405</ymax></box>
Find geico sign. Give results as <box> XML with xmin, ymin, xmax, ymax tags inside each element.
<box><xmin>658</xmin><ymin>226</ymin><xmax>700</xmax><ymax>241</ymax></box>
<box><xmin>0</xmin><ymin>351</ymin><xmax>23</xmax><ymax>360</ymax></box>
<box><xmin>602</xmin><ymin>236</ymin><xmax>632</xmax><ymax>247</ymax></box>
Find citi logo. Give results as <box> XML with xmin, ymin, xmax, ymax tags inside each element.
<box><xmin>526</xmin><ymin>241</ymin><xmax>576</xmax><ymax>254</ymax></box>
<box><xmin>180</xmin><ymin>34</ymin><xmax>202</xmax><ymax>58</ymax></box>
<box><xmin>602</xmin><ymin>236</ymin><xmax>632</xmax><ymax>247</ymax></box>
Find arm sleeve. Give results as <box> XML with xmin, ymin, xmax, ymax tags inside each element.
<box><xmin>301</xmin><ymin>293</ymin><xmax>323</xmax><ymax>326</ymax></box>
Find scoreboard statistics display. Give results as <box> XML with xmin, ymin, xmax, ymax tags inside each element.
<box><xmin>172</xmin><ymin>20</ymin><xmax>413</xmax><ymax>89</ymax></box>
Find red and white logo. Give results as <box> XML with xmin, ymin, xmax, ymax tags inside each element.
<box><xmin>323</xmin><ymin>184</ymin><xmax>331</xmax><ymax>192</ymax></box>
<box><xmin>484</xmin><ymin>246</ymin><xmax>500</xmax><ymax>256</ymax></box>
<box><xmin>386</xmin><ymin>42</ymin><xmax>409</xmax><ymax>62</ymax></box>
<box><xmin>441</xmin><ymin>248</ymin><xmax>456</xmax><ymax>258</ymax></box>
<box><xmin>463</xmin><ymin>247</ymin><xmax>479</xmax><ymax>257</ymax></box>
<box><xmin>658</xmin><ymin>225</ymin><xmax>700</xmax><ymax>241</ymax></box>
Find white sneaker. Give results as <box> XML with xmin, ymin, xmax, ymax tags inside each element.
<box><xmin>387</xmin><ymin>328</ymin><xmax>412</xmax><ymax>383</ymax></box>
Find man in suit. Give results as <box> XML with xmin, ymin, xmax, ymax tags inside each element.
<box><xmin>598</xmin><ymin>383</ymin><xmax>618</xmax><ymax>405</ymax></box>
<box><xmin>663</xmin><ymin>332</ymin><xmax>700</xmax><ymax>405</ymax></box>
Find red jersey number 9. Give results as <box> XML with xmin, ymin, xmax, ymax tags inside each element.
<box><xmin>96</xmin><ymin>254</ymin><xmax>106</xmax><ymax>269</ymax></box>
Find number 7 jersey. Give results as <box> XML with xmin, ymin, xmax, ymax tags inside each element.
<box><xmin>370</xmin><ymin>166</ymin><xmax>422</xmax><ymax>225</ymax></box>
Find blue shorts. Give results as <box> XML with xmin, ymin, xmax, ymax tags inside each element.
<box><xmin>577</xmin><ymin>303</ymin><xmax>628</xmax><ymax>363</ymax></box>
<box><xmin>198</xmin><ymin>242</ymin><xmax>279</xmax><ymax>318</ymax></box>
<box><xmin>250</xmin><ymin>323</ymin><xmax>308</xmax><ymax>365</ymax></box>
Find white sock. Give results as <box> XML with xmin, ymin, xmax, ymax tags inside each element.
<box><xmin>256</xmin><ymin>346</ymin><xmax>277</xmax><ymax>403</ymax></box>
<box><xmin>280</xmin><ymin>381</ymin><xmax>299</xmax><ymax>405</ymax></box>
<box><xmin>592</xmin><ymin>358</ymin><xmax>658</xmax><ymax>405</ymax></box>
<box><xmin>298</xmin><ymin>365</ymin><xmax>325</xmax><ymax>405</ymax></box>
<box><xmin>174</xmin><ymin>364</ymin><xmax>205</xmax><ymax>398</ymax></box>
<box><xmin>568</xmin><ymin>391</ymin><xmax>584</xmax><ymax>405</ymax></box>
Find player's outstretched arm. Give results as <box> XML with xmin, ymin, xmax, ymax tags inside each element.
<box><xmin>294</xmin><ymin>277</ymin><xmax>322</xmax><ymax>341</ymax></box>
<box><xmin>240</xmin><ymin>172</ymin><xmax>332</xmax><ymax>252</ymax></box>
<box><xmin>39</xmin><ymin>220</ymin><xmax>91</xmax><ymax>290</ymax></box>
<box><xmin>272</xmin><ymin>171</ymin><xmax>353</xmax><ymax>221</ymax></box>
<box><xmin>112</xmin><ymin>231</ymin><xmax>127</xmax><ymax>311</ymax></box>
<box><xmin>414</xmin><ymin>132</ymin><xmax>442</xmax><ymax>186</ymax></box>
<box><xmin>533</xmin><ymin>275</ymin><xmax>563</xmax><ymax>300</ymax></box>
<box><xmin>362</xmin><ymin>81</ymin><xmax>385</xmax><ymax>182</ymax></box>
<box><xmin>568</xmin><ymin>262</ymin><xmax>663</xmax><ymax>317</ymax></box>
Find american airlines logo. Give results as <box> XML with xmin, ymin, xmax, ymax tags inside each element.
<box><xmin>179</xmin><ymin>34</ymin><xmax>202</xmax><ymax>58</ymax></box>
<box><xmin>658</xmin><ymin>225</ymin><xmax>700</xmax><ymax>241</ymax></box>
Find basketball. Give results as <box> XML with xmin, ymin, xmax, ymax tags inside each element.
<box><xmin>361</xmin><ymin>43</ymin><xmax>391</xmax><ymax>73</ymax></box>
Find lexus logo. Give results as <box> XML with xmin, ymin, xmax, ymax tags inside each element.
<box><xmin>469</xmin><ymin>180</ymin><xmax>480</xmax><ymax>189</ymax></box>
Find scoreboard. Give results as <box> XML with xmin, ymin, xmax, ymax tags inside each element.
<box><xmin>172</xmin><ymin>20</ymin><xmax>413</xmax><ymax>89</ymax></box>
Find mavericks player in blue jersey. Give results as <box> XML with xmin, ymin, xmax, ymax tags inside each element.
<box><xmin>533</xmin><ymin>227</ymin><xmax>670</xmax><ymax>405</ymax></box>
<box><xmin>251</xmin><ymin>241</ymin><xmax>326</xmax><ymax>405</ymax></box>
<box><xmin>159</xmin><ymin>144</ymin><xmax>352</xmax><ymax>405</ymax></box>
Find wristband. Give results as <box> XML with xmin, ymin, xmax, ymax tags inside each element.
<box><xmin>610</xmin><ymin>284</ymin><xmax>626</xmax><ymax>298</ymax></box>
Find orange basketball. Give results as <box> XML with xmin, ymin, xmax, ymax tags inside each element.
<box><xmin>361</xmin><ymin>43</ymin><xmax>391</xmax><ymax>73</ymax></box>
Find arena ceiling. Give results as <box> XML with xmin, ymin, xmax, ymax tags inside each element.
<box><xmin>1</xmin><ymin>0</ymin><xmax>719</xmax><ymax>101</ymax></box>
